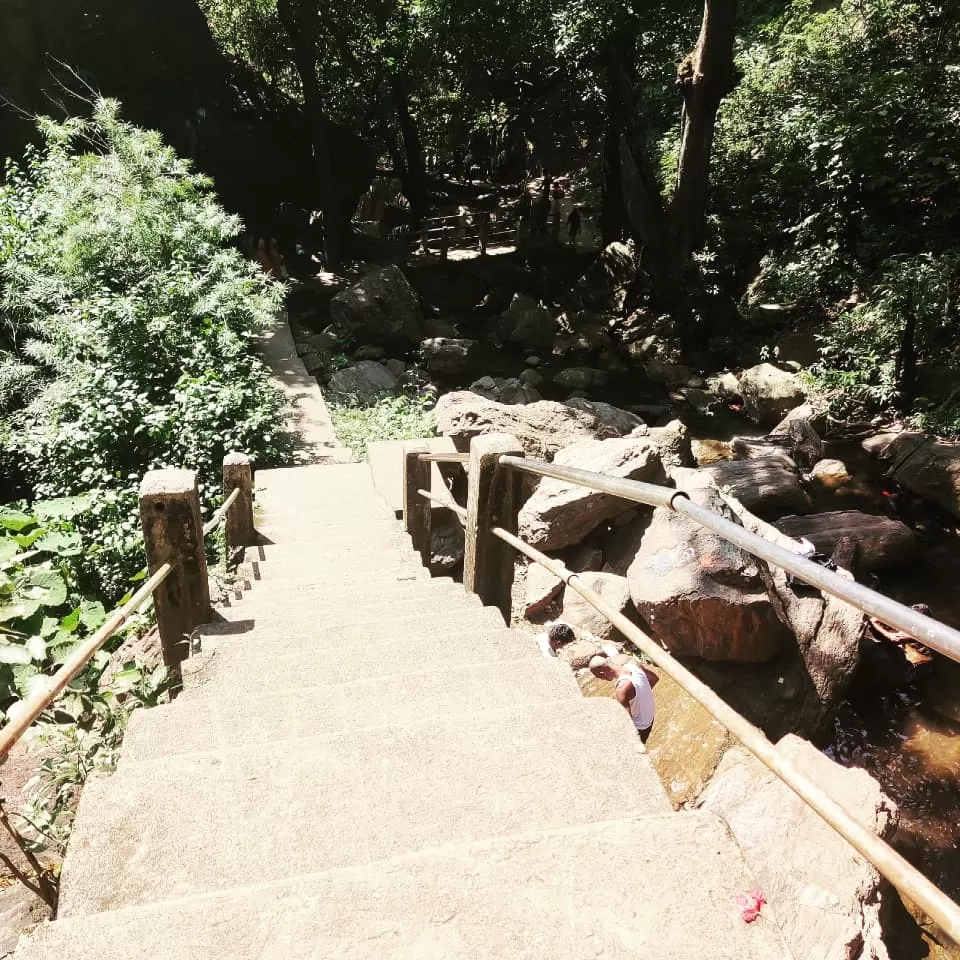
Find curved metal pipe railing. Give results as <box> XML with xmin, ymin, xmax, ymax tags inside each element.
<box><xmin>498</xmin><ymin>454</ymin><xmax>960</xmax><ymax>663</ymax></box>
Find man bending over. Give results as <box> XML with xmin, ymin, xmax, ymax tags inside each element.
<box><xmin>589</xmin><ymin>656</ymin><xmax>658</xmax><ymax>743</ymax></box>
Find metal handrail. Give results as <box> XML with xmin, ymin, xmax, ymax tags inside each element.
<box><xmin>417</xmin><ymin>488</ymin><xmax>467</xmax><ymax>524</ymax></box>
<box><xmin>0</xmin><ymin>564</ymin><xmax>173</xmax><ymax>761</ymax></box>
<box><xmin>0</xmin><ymin>482</ymin><xmax>244</xmax><ymax>761</ymax></box>
<box><xmin>488</xmin><ymin>525</ymin><xmax>960</xmax><ymax>943</ymax></box>
<box><xmin>499</xmin><ymin>454</ymin><xmax>960</xmax><ymax>663</ymax></box>
<box><xmin>418</xmin><ymin>452</ymin><xmax>470</xmax><ymax>464</ymax></box>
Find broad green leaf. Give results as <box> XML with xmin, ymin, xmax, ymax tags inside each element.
<box><xmin>0</xmin><ymin>540</ymin><xmax>20</xmax><ymax>564</ymax></box>
<box><xmin>0</xmin><ymin>598</ymin><xmax>41</xmax><ymax>623</ymax></box>
<box><xmin>26</xmin><ymin>634</ymin><xmax>47</xmax><ymax>661</ymax></box>
<box><xmin>111</xmin><ymin>666</ymin><xmax>143</xmax><ymax>693</ymax></box>
<box><xmin>0</xmin><ymin>644</ymin><xmax>32</xmax><ymax>665</ymax></box>
<box><xmin>13</xmin><ymin>529</ymin><xmax>46</xmax><ymax>549</ymax></box>
<box><xmin>80</xmin><ymin>600</ymin><xmax>107</xmax><ymax>630</ymax></box>
<box><xmin>60</xmin><ymin>608</ymin><xmax>81</xmax><ymax>632</ymax></box>
<box><xmin>0</xmin><ymin>508</ymin><xmax>34</xmax><ymax>532</ymax></box>
<box><xmin>40</xmin><ymin>616</ymin><xmax>59</xmax><ymax>638</ymax></box>
<box><xmin>25</xmin><ymin>570</ymin><xmax>68</xmax><ymax>607</ymax></box>
<box><xmin>33</xmin><ymin>493</ymin><xmax>93</xmax><ymax>521</ymax></box>
<box><xmin>35</xmin><ymin>530</ymin><xmax>83</xmax><ymax>557</ymax></box>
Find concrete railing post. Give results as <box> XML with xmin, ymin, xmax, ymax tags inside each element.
<box><xmin>139</xmin><ymin>469</ymin><xmax>211</xmax><ymax>677</ymax></box>
<box><xmin>223</xmin><ymin>451</ymin><xmax>255</xmax><ymax>554</ymax></box>
<box><xmin>403</xmin><ymin>443</ymin><xmax>431</xmax><ymax>564</ymax></box>
<box><xmin>463</xmin><ymin>434</ymin><xmax>524</xmax><ymax>620</ymax></box>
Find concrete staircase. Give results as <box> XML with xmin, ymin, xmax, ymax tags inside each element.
<box><xmin>17</xmin><ymin>463</ymin><xmax>791</xmax><ymax>959</ymax></box>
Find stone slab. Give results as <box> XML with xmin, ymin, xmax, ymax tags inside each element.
<box><xmin>57</xmin><ymin>699</ymin><xmax>671</xmax><ymax>917</ymax></box>
<box><xmin>22</xmin><ymin>815</ymin><xmax>789</xmax><ymax>960</ymax></box>
<box><xmin>368</xmin><ymin>436</ymin><xmax>458</xmax><ymax>515</ymax></box>
<box><xmin>122</xmin><ymin>658</ymin><xmax>580</xmax><ymax>763</ymax></box>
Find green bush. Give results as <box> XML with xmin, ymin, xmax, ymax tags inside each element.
<box><xmin>329</xmin><ymin>394</ymin><xmax>437</xmax><ymax>462</ymax></box>
<box><xmin>0</xmin><ymin>100</ymin><xmax>292</xmax><ymax>598</ymax></box>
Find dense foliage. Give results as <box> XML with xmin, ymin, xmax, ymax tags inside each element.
<box><xmin>0</xmin><ymin>101</ymin><xmax>292</xmax><ymax>597</ymax></box>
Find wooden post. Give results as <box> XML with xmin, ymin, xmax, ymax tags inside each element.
<box><xmin>463</xmin><ymin>434</ymin><xmax>524</xmax><ymax>620</ymax></box>
<box><xmin>223</xmin><ymin>451</ymin><xmax>255</xmax><ymax>554</ymax></box>
<box><xmin>403</xmin><ymin>443</ymin><xmax>431</xmax><ymax>564</ymax></box>
<box><xmin>139</xmin><ymin>469</ymin><xmax>211</xmax><ymax>677</ymax></box>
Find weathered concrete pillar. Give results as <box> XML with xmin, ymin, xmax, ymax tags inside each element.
<box><xmin>223</xmin><ymin>452</ymin><xmax>255</xmax><ymax>554</ymax></box>
<box><xmin>139</xmin><ymin>469</ymin><xmax>211</xmax><ymax>674</ymax></box>
<box><xmin>403</xmin><ymin>443</ymin><xmax>431</xmax><ymax>564</ymax></box>
<box><xmin>463</xmin><ymin>434</ymin><xmax>524</xmax><ymax>620</ymax></box>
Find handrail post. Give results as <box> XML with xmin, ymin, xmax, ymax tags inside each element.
<box><xmin>223</xmin><ymin>452</ymin><xmax>255</xmax><ymax>554</ymax></box>
<box><xmin>463</xmin><ymin>434</ymin><xmax>524</xmax><ymax>620</ymax></box>
<box><xmin>139</xmin><ymin>469</ymin><xmax>211</xmax><ymax>682</ymax></box>
<box><xmin>403</xmin><ymin>443</ymin><xmax>431</xmax><ymax>564</ymax></box>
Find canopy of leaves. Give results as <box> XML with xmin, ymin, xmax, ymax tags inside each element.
<box><xmin>0</xmin><ymin>100</ymin><xmax>292</xmax><ymax>596</ymax></box>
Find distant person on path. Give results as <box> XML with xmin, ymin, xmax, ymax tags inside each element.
<box><xmin>567</xmin><ymin>207</ymin><xmax>581</xmax><ymax>247</ymax></box>
<box><xmin>589</xmin><ymin>656</ymin><xmax>658</xmax><ymax>742</ymax></box>
<box><xmin>477</xmin><ymin>209</ymin><xmax>491</xmax><ymax>256</ymax></box>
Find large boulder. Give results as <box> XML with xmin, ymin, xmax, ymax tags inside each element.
<box><xmin>523</xmin><ymin>564</ymin><xmax>564</xmax><ymax>617</ymax></box>
<box><xmin>699</xmin><ymin>736</ymin><xmax>898</xmax><ymax>960</ymax></box>
<box><xmin>518</xmin><ymin>437</ymin><xmax>666</xmax><ymax>551</ymax></box>
<box><xmin>327</xmin><ymin>360</ymin><xmax>399</xmax><ymax>403</ymax></box>
<box><xmin>776</xmin><ymin>511</ymin><xmax>918</xmax><ymax>571</ymax></box>
<box><xmin>561</xmin><ymin>572</ymin><xmax>631</xmax><ymax>642</ymax></box>
<box><xmin>739</xmin><ymin>363</ymin><xmax>807</xmax><ymax>426</ymax></box>
<box><xmin>553</xmin><ymin>367</ymin><xmax>609</xmax><ymax>391</ymax></box>
<box><xmin>498</xmin><ymin>294</ymin><xmax>557</xmax><ymax>350</ymax></box>
<box><xmin>434</xmin><ymin>391</ymin><xmax>615</xmax><ymax>459</ymax></box>
<box><xmin>879</xmin><ymin>433</ymin><xmax>960</xmax><ymax>521</ymax></box>
<box><xmin>643</xmin><ymin>420</ymin><xmax>695</xmax><ymax>473</ymax></box>
<box><xmin>676</xmin><ymin>455</ymin><xmax>812</xmax><ymax>520</ymax></box>
<box><xmin>628</xmin><ymin>485</ymin><xmax>794</xmax><ymax>662</ymax></box>
<box><xmin>575</xmin><ymin>241</ymin><xmax>637</xmax><ymax>312</ymax></box>
<box><xmin>565</xmin><ymin>398</ymin><xmax>643</xmax><ymax>435</ymax></box>
<box><xmin>420</xmin><ymin>337</ymin><xmax>477</xmax><ymax>379</ymax></box>
<box><xmin>329</xmin><ymin>266</ymin><xmax>424</xmax><ymax>348</ymax></box>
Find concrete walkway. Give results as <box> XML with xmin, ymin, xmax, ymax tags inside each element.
<box><xmin>15</xmin><ymin>456</ymin><xmax>791</xmax><ymax>958</ymax></box>
<box><xmin>256</xmin><ymin>310</ymin><xmax>351</xmax><ymax>464</ymax></box>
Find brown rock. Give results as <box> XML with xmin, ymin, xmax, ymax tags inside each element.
<box><xmin>882</xmin><ymin>433</ymin><xmax>960</xmax><ymax>520</ymax></box>
<box><xmin>644</xmin><ymin>419</ymin><xmax>694</xmax><ymax>472</ymax></box>
<box><xmin>739</xmin><ymin>363</ymin><xmax>806</xmax><ymax>426</ymax></box>
<box><xmin>675</xmin><ymin>455</ymin><xmax>812</xmax><ymax>519</ymax></box>
<box><xmin>808</xmin><ymin>458</ymin><xmax>852</xmax><ymax>491</ymax></box>
<box><xmin>627</xmin><ymin>485</ymin><xmax>794</xmax><ymax>662</ymax></box>
<box><xmin>561</xmin><ymin>572</ymin><xmax>632</xmax><ymax>643</ymax></box>
<box><xmin>776</xmin><ymin>510</ymin><xmax>918</xmax><ymax>571</ymax></box>
<box><xmin>434</xmin><ymin>391</ymin><xmax>616</xmax><ymax>459</ymax></box>
<box><xmin>699</xmin><ymin>736</ymin><xmax>898</xmax><ymax>960</ymax></box>
<box><xmin>524</xmin><ymin>563</ymin><xmax>564</xmax><ymax>617</ymax></box>
<box><xmin>518</xmin><ymin>437</ymin><xmax>666</xmax><ymax>550</ymax></box>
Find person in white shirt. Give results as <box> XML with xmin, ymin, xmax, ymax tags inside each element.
<box><xmin>589</xmin><ymin>656</ymin><xmax>658</xmax><ymax>743</ymax></box>
<box><xmin>536</xmin><ymin>622</ymin><xmax>576</xmax><ymax>658</ymax></box>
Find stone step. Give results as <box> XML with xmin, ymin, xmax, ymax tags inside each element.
<box><xmin>236</xmin><ymin>553</ymin><xmax>428</xmax><ymax>583</ymax></box>
<box><xmin>57</xmin><ymin>699</ymin><xmax>671</xmax><ymax>918</ymax></box>
<box><xmin>216</xmin><ymin>576</ymin><xmax>470</xmax><ymax>609</ymax></box>
<box><xmin>253</xmin><ymin>522</ymin><xmax>409</xmax><ymax>546</ymax></box>
<box><xmin>198</xmin><ymin>599</ymin><xmax>502</xmax><ymax>641</ymax></box>
<box><xmin>179</xmin><ymin>628</ymin><xmax>540</xmax><ymax>695</ymax></box>
<box><xmin>20</xmin><ymin>814</ymin><xmax>789</xmax><ymax>960</ymax></box>
<box><xmin>121</xmin><ymin>658</ymin><xmax>580</xmax><ymax>764</ymax></box>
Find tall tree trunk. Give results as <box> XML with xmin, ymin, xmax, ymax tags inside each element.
<box><xmin>617</xmin><ymin>0</ymin><xmax>739</xmax><ymax>358</ymax></box>
<box><xmin>277</xmin><ymin>0</ymin><xmax>343</xmax><ymax>270</ymax></box>
<box><xmin>388</xmin><ymin>74</ymin><xmax>430</xmax><ymax>219</ymax></box>
<box><xmin>671</xmin><ymin>0</ymin><xmax>739</xmax><ymax>261</ymax></box>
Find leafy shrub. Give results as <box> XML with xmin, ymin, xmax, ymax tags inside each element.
<box><xmin>0</xmin><ymin>100</ymin><xmax>292</xmax><ymax>597</ymax></box>
<box><xmin>329</xmin><ymin>394</ymin><xmax>437</xmax><ymax>462</ymax></box>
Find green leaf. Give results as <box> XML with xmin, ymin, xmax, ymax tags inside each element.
<box><xmin>0</xmin><ymin>540</ymin><xmax>18</xmax><ymax>564</ymax></box>
<box><xmin>0</xmin><ymin>598</ymin><xmax>41</xmax><ymax>623</ymax></box>
<box><xmin>0</xmin><ymin>644</ymin><xmax>32</xmax><ymax>665</ymax></box>
<box><xmin>25</xmin><ymin>634</ymin><xmax>47</xmax><ymax>661</ymax></box>
<box><xmin>12</xmin><ymin>529</ymin><xmax>45</xmax><ymax>548</ymax></box>
<box><xmin>35</xmin><ymin>530</ymin><xmax>83</xmax><ymax>557</ymax></box>
<box><xmin>0</xmin><ymin>508</ymin><xmax>34</xmax><ymax>532</ymax></box>
<box><xmin>40</xmin><ymin>616</ymin><xmax>59</xmax><ymax>638</ymax></box>
<box><xmin>79</xmin><ymin>600</ymin><xmax>107</xmax><ymax>630</ymax></box>
<box><xmin>111</xmin><ymin>665</ymin><xmax>143</xmax><ymax>693</ymax></box>
<box><xmin>60</xmin><ymin>608</ymin><xmax>81</xmax><ymax>632</ymax></box>
<box><xmin>33</xmin><ymin>494</ymin><xmax>94</xmax><ymax>521</ymax></box>
<box><xmin>25</xmin><ymin>571</ymin><xmax>68</xmax><ymax>607</ymax></box>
